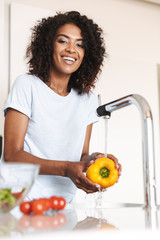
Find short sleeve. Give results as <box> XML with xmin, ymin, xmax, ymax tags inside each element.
<box><xmin>3</xmin><ymin>74</ymin><xmax>32</xmax><ymax>118</ymax></box>
<box><xmin>87</xmin><ymin>91</ymin><xmax>99</xmax><ymax>125</ymax></box>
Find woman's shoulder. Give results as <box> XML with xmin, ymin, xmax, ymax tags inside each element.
<box><xmin>14</xmin><ymin>74</ymin><xmax>37</xmax><ymax>84</ymax></box>
<box><xmin>12</xmin><ymin>74</ymin><xmax>41</xmax><ymax>89</ymax></box>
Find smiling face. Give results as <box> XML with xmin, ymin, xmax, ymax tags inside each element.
<box><xmin>52</xmin><ymin>23</ymin><xmax>85</xmax><ymax>77</ymax></box>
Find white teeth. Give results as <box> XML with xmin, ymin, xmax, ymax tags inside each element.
<box><xmin>63</xmin><ymin>56</ymin><xmax>76</xmax><ymax>62</ymax></box>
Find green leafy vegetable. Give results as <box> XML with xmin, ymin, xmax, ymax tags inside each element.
<box><xmin>0</xmin><ymin>189</ymin><xmax>17</xmax><ymax>212</ymax></box>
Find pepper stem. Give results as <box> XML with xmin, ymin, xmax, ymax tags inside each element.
<box><xmin>99</xmin><ymin>167</ymin><xmax>110</xmax><ymax>178</ymax></box>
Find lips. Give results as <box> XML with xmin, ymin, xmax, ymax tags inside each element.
<box><xmin>62</xmin><ymin>56</ymin><xmax>77</xmax><ymax>62</ymax></box>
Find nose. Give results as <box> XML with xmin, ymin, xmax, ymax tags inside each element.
<box><xmin>65</xmin><ymin>42</ymin><xmax>76</xmax><ymax>53</ymax></box>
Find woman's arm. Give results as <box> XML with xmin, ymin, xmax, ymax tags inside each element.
<box><xmin>4</xmin><ymin>108</ymin><xmax>68</xmax><ymax>176</ymax></box>
<box><xmin>4</xmin><ymin>109</ymin><xmax>99</xmax><ymax>193</ymax></box>
<box><xmin>80</xmin><ymin>124</ymin><xmax>93</xmax><ymax>162</ymax></box>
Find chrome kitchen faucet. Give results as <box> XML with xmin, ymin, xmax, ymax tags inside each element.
<box><xmin>97</xmin><ymin>94</ymin><xmax>157</xmax><ymax>209</ymax></box>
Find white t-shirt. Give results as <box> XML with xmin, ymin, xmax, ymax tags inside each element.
<box><xmin>3</xmin><ymin>74</ymin><xmax>98</xmax><ymax>203</ymax></box>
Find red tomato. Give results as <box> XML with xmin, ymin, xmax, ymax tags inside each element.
<box><xmin>57</xmin><ymin>197</ymin><xmax>66</xmax><ymax>210</ymax></box>
<box><xmin>50</xmin><ymin>196</ymin><xmax>59</xmax><ymax>210</ymax></box>
<box><xmin>20</xmin><ymin>201</ymin><xmax>32</xmax><ymax>215</ymax></box>
<box><xmin>40</xmin><ymin>198</ymin><xmax>51</xmax><ymax>211</ymax></box>
<box><xmin>31</xmin><ymin>199</ymin><xmax>46</xmax><ymax>215</ymax></box>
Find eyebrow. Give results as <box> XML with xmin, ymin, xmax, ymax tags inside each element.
<box><xmin>56</xmin><ymin>34</ymin><xmax>83</xmax><ymax>41</ymax></box>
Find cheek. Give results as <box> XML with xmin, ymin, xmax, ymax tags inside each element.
<box><xmin>52</xmin><ymin>47</ymin><xmax>61</xmax><ymax>63</ymax></box>
<box><xmin>79</xmin><ymin>50</ymin><xmax>85</xmax><ymax>63</ymax></box>
<box><xmin>53</xmin><ymin>43</ymin><xmax>62</xmax><ymax>57</ymax></box>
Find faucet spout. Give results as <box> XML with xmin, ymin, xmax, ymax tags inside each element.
<box><xmin>97</xmin><ymin>94</ymin><xmax>157</xmax><ymax>209</ymax></box>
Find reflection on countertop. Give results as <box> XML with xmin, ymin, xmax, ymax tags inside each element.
<box><xmin>0</xmin><ymin>208</ymin><xmax>77</xmax><ymax>237</ymax></box>
<box><xmin>0</xmin><ymin>205</ymin><xmax>119</xmax><ymax>237</ymax></box>
<box><xmin>1</xmin><ymin>202</ymin><xmax>160</xmax><ymax>238</ymax></box>
<box><xmin>73</xmin><ymin>216</ymin><xmax>117</xmax><ymax>231</ymax></box>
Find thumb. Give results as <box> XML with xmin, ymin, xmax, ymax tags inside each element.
<box><xmin>88</xmin><ymin>160</ymin><xmax>94</xmax><ymax>167</ymax></box>
<box><xmin>82</xmin><ymin>162</ymin><xmax>91</xmax><ymax>172</ymax></box>
<box><xmin>83</xmin><ymin>160</ymin><xmax>94</xmax><ymax>172</ymax></box>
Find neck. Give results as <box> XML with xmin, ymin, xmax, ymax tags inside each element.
<box><xmin>47</xmin><ymin>70</ymin><xmax>71</xmax><ymax>96</ymax></box>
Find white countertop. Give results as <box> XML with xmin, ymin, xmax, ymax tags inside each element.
<box><xmin>1</xmin><ymin>202</ymin><xmax>160</xmax><ymax>239</ymax></box>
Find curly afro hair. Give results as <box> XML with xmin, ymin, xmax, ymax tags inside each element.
<box><xmin>26</xmin><ymin>11</ymin><xmax>106</xmax><ymax>94</ymax></box>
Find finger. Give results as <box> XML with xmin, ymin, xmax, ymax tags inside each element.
<box><xmin>107</xmin><ymin>154</ymin><xmax>119</xmax><ymax>168</ymax></box>
<box><xmin>79</xmin><ymin>172</ymin><xmax>99</xmax><ymax>191</ymax></box>
<box><xmin>114</xmin><ymin>161</ymin><xmax>122</xmax><ymax>176</ymax></box>
<box><xmin>96</xmin><ymin>153</ymin><xmax>105</xmax><ymax>159</ymax></box>
<box><xmin>83</xmin><ymin>161</ymin><xmax>94</xmax><ymax>172</ymax></box>
<box><xmin>107</xmin><ymin>154</ymin><xmax>122</xmax><ymax>177</ymax></box>
<box><xmin>76</xmin><ymin>184</ymin><xmax>98</xmax><ymax>194</ymax></box>
<box><xmin>107</xmin><ymin>154</ymin><xmax>118</xmax><ymax>163</ymax></box>
<box><xmin>118</xmin><ymin>163</ymin><xmax>122</xmax><ymax>176</ymax></box>
<box><xmin>91</xmin><ymin>152</ymin><xmax>105</xmax><ymax>160</ymax></box>
<box><xmin>78</xmin><ymin>185</ymin><xmax>98</xmax><ymax>194</ymax></box>
<box><xmin>87</xmin><ymin>160</ymin><xmax>94</xmax><ymax>167</ymax></box>
<box><xmin>82</xmin><ymin>178</ymin><xmax>98</xmax><ymax>191</ymax></box>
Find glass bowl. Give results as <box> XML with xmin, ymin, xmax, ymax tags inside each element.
<box><xmin>0</xmin><ymin>162</ymin><xmax>40</xmax><ymax>213</ymax></box>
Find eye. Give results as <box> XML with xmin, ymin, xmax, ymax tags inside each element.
<box><xmin>57</xmin><ymin>39</ymin><xmax>68</xmax><ymax>44</ymax></box>
<box><xmin>76</xmin><ymin>43</ymin><xmax>84</xmax><ymax>49</ymax></box>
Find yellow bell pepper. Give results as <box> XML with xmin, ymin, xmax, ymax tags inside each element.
<box><xmin>86</xmin><ymin>157</ymin><xmax>118</xmax><ymax>188</ymax></box>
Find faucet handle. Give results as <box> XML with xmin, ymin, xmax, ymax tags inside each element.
<box><xmin>97</xmin><ymin>104</ymin><xmax>111</xmax><ymax>118</ymax></box>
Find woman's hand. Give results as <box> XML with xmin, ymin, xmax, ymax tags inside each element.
<box><xmin>90</xmin><ymin>152</ymin><xmax>105</xmax><ymax>161</ymax></box>
<box><xmin>107</xmin><ymin>154</ymin><xmax>122</xmax><ymax>177</ymax></box>
<box><xmin>66</xmin><ymin>161</ymin><xmax>99</xmax><ymax>194</ymax></box>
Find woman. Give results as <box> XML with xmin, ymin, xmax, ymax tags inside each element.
<box><xmin>3</xmin><ymin>11</ymin><xmax>121</xmax><ymax>203</ymax></box>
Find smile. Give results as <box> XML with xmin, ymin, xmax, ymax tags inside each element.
<box><xmin>62</xmin><ymin>56</ymin><xmax>76</xmax><ymax>62</ymax></box>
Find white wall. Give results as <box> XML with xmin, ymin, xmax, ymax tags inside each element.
<box><xmin>10</xmin><ymin>4</ymin><xmax>55</xmax><ymax>87</ymax></box>
<box><xmin>2</xmin><ymin>0</ymin><xmax>160</xmax><ymax>204</ymax></box>
<box><xmin>0</xmin><ymin>0</ymin><xmax>5</xmax><ymax>137</ymax></box>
